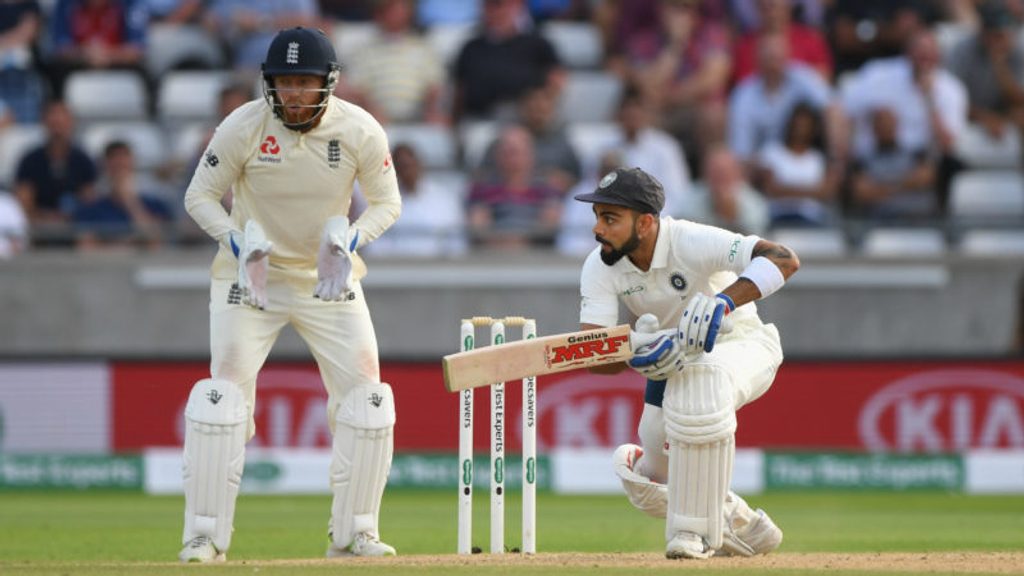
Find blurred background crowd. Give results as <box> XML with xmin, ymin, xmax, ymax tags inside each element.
<box><xmin>0</xmin><ymin>0</ymin><xmax>1023</xmax><ymax>260</ymax></box>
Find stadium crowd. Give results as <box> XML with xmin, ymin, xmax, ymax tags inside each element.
<box><xmin>0</xmin><ymin>0</ymin><xmax>1023</xmax><ymax>258</ymax></box>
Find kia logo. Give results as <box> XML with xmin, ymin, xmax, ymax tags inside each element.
<box><xmin>859</xmin><ymin>369</ymin><xmax>1024</xmax><ymax>452</ymax></box>
<box><xmin>534</xmin><ymin>372</ymin><xmax>645</xmax><ymax>449</ymax></box>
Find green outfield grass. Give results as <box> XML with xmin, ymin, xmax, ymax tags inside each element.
<box><xmin>1</xmin><ymin>490</ymin><xmax>1022</xmax><ymax>575</ymax></box>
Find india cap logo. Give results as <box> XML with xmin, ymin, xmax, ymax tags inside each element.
<box><xmin>599</xmin><ymin>171</ymin><xmax>617</xmax><ymax>188</ymax></box>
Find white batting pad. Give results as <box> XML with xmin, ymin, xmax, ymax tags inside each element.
<box><xmin>182</xmin><ymin>378</ymin><xmax>248</xmax><ymax>553</ymax></box>
<box><xmin>330</xmin><ymin>383</ymin><xmax>396</xmax><ymax>550</ymax></box>
<box><xmin>663</xmin><ymin>364</ymin><xmax>737</xmax><ymax>549</ymax></box>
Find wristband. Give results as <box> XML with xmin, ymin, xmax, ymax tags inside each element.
<box><xmin>716</xmin><ymin>293</ymin><xmax>735</xmax><ymax>313</ymax></box>
<box><xmin>740</xmin><ymin>256</ymin><xmax>785</xmax><ymax>299</ymax></box>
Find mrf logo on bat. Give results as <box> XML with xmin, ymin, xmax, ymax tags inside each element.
<box><xmin>545</xmin><ymin>330</ymin><xmax>630</xmax><ymax>367</ymax></box>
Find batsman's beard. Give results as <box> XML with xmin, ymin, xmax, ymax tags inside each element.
<box><xmin>598</xmin><ymin>227</ymin><xmax>641</xmax><ymax>266</ymax></box>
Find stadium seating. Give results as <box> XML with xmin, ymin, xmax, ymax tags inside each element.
<box><xmin>145</xmin><ymin>24</ymin><xmax>225</xmax><ymax>78</ymax></box>
<box><xmin>557</xmin><ymin>71</ymin><xmax>622</xmax><ymax>124</ymax></box>
<box><xmin>158</xmin><ymin>71</ymin><xmax>232</xmax><ymax>124</ymax></box>
<box><xmin>861</xmin><ymin>227</ymin><xmax>947</xmax><ymax>258</ymax></box>
<box><xmin>459</xmin><ymin>120</ymin><xmax>499</xmax><ymax>171</ymax></box>
<box><xmin>954</xmin><ymin>123</ymin><xmax>1022</xmax><ymax>170</ymax></box>
<box><xmin>771</xmin><ymin>227</ymin><xmax>848</xmax><ymax>258</ymax></box>
<box><xmin>949</xmin><ymin>170</ymin><xmax>1024</xmax><ymax>224</ymax></box>
<box><xmin>332</xmin><ymin>22</ymin><xmax>377</xmax><ymax>60</ymax></box>
<box><xmin>0</xmin><ymin>124</ymin><xmax>46</xmax><ymax>188</ymax></box>
<box><xmin>65</xmin><ymin>71</ymin><xmax>148</xmax><ymax>122</ymax></box>
<box><xmin>386</xmin><ymin>123</ymin><xmax>457</xmax><ymax>170</ymax></box>
<box><xmin>541</xmin><ymin>21</ymin><xmax>603</xmax><ymax>69</ymax></box>
<box><xmin>80</xmin><ymin>122</ymin><xmax>168</xmax><ymax>171</ymax></box>
<box><xmin>958</xmin><ymin>229</ymin><xmax>1024</xmax><ymax>256</ymax></box>
<box><xmin>426</xmin><ymin>23</ymin><xmax>475</xmax><ymax>66</ymax></box>
<box><xmin>566</xmin><ymin>122</ymin><xmax>620</xmax><ymax>170</ymax></box>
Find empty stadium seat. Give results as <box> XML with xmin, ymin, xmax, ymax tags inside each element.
<box><xmin>0</xmin><ymin>123</ymin><xmax>46</xmax><ymax>188</ymax></box>
<box><xmin>386</xmin><ymin>123</ymin><xmax>456</xmax><ymax>169</ymax></box>
<box><xmin>459</xmin><ymin>120</ymin><xmax>498</xmax><ymax>171</ymax></box>
<box><xmin>949</xmin><ymin>170</ymin><xmax>1024</xmax><ymax>219</ymax></box>
<box><xmin>954</xmin><ymin>123</ymin><xmax>1022</xmax><ymax>169</ymax></box>
<box><xmin>426</xmin><ymin>23</ymin><xmax>475</xmax><ymax>66</ymax></box>
<box><xmin>566</xmin><ymin>122</ymin><xmax>620</xmax><ymax>171</ymax></box>
<box><xmin>958</xmin><ymin>229</ymin><xmax>1024</xmax><ymax>256</ymax></box>
<box><xmin>145</xmin><ymin>24</ymin><xmax>225</xmax><ymax>77</ymax></box>
<box><xmin>158</xmin><ymin>71</ymin><xmax>231</xmax><ymax>124</ymax></box>
<box><xmin>65</xmin><ymin>71</ymin><xmax>148</xmax><ymax>121</ymax></box>
<box><xmin>541</xmin><ymin>21</ymin><xmax>603</xmax><ymax>69</ymax></box>
<box><xmin>81</xmin><ymin>122</ymin><xmax>167</xmax><ymax>171</ymax></box>
<box><xmin>861</xmin><ymin>227</ymin><xmax>947</xmax><ymax>258</ymax></box>
<box><xmin>422</xmin><ymin>170</ymin><xmax>469</xmax><ymax>200</ymax></box>
<box><xmin>557</xmin><ymin>71</ymin><xmax>622</xmax><ymax>124</ymax></box>
<box><xmin>771</xmin><ymin>227</ymin><xmax>848</xmax><ymax>258</ymax></box>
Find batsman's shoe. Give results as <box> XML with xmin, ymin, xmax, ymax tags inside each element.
<box><xmin>327</xmin><ymin>532</ymin><xmax>397</xmax><ymax>557</ymax></box>
<box><xmin>666</xmin><ymin>532</ymin><xmax>713</xmax><ymax>560</ymax></box>
<box><xmin>179</xmin><ymin>536</ymin><xmax>226</xmax><ymax>563</ymax></box>
<box><xmin>718</xmin><ymin>509</ymin><xmax>783</xmax><ymax>557</ymax></box>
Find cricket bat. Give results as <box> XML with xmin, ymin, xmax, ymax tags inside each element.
<box><xmin>442</xmin><ymin>324</ymin><xmax>634</xmax><ymax>392</ymax></box>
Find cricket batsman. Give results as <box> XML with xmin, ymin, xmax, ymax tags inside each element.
<box><xmin>179</xmin><ymin>27</ymin><xmax>401</xmax><ymax>562</ymax></box>
<box><xmin>574</xmin><ymin>167</ymin><xmax>799</xmax><ymax>559</ymax></box>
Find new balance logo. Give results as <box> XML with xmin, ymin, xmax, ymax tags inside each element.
<box><xmin>207</xmin><ymin>390</ymin><xmax>223</xmax><ymax>404</ymax></box>
<box><xmin>228</xmin><ymin>283</ymin><xmax>242</xmax><ymax>305</ymax></box>
<box><xmin>369</xmin><ymin>393</ymin><xmax>383</xmax><ymax>407</ymax></box>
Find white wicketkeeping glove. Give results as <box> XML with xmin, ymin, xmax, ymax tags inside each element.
<box><xmin>314</xmin><ymin>215</ymin><xmax>360</xmax><ymax>301</ymax></box>
<box><xmin>229</xmin><ymin>220</ymin><xmax>273</xmax><ymax>310</ymax></box>
<box><xmin>679</xmin><ymin>293</ymin><xmax>734</xmax><ymax>357</ymax></box>
<box><xmin>627</xmin><ymin>313</ymin><xmax>685</xmax><ymax>381</ymax></box>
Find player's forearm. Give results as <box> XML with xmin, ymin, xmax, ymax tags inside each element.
<box><xmin>722</xmin><ymin>240</ymin><xmax>800</xmax><ymax>306</ymax></box>
<box><xmin>351</xmin><ymin>196</ymin><xmax>401</xmax><ymax>249</ymax></box>
<box><xmin>184</xmin><ymin>185</ymin><xmax>237</xmax><ymax>246</ymax></box>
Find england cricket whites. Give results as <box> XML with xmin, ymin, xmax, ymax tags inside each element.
<box><xmin>442</xmin><ymin>324</ymin><xmax>634</xmax><ymax>392</ymax></box>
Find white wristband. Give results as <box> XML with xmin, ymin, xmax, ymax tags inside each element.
<box><xmin>740</xmin><ymin>256</ymin><xmax>785</xmax><ymax>299</ymax></box>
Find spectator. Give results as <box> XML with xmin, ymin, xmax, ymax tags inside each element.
<box><xmin>756</xmin><ymin>101</ymin><xmax>838</xmax><ymax>226</ymax></box>
<box><xmin>0</xmin><ymin>99</ymin><xmax>13</xmax><ymax>129</ymax></box>
<box><xmin>685</xmin><ymin>145</ymin><xmax>769</xmax><ymax>236</ymax></box>
<box><xmin>46</xmin><ymin>0</ymin><xmax>148</xmax><ymax>98</ymax></box>
<box><xmin>606</xmin><ymin>84</ymin><xmax>693</xmax><ymax>218</ymax></box>
<box><xmin>452</xmin><ymin>0</ymin><xmax>563</xmax><ymax>124</ymax></box>
<box><xmin>362</xmin><ymin>143</ymin><xmax>466</xmax><ymax>257</ymax></box>
<box><xmin>730</xmin><ymin>0</ymin><xmax>826</xmax><ymax>32</ymax></box>
<box><xmin>476</xmin><ymin>82</ymin><xmax>581</xmax><ymax>195</ymax></box>
<box><xmin>733</xmin><ymin>0</ymin><xmax>833</xmax><ymax>83</ymax></box>
<box><xmin>528</xmin><ymin>0</ymin><xmax>590</xmax><ymax>22</ymax></box>
<box><xmin>727</xmin><ymin>32</ymin><xmax>835</xmax><ymax>165</ymax></box>
<box><xmin>342</xmin><ymin>0</ymin><xmax>448</xmax><ymax>125</ymax></box>
<box><xmin>73</xmin><ymin>140</ymin><xmax>173</xmax><ymax>250</ymax></box>
<box><xmin>203</xmin><ymin>0</ymin><xmax>319</xmax><ymax>70</ymax></box>
<box><xmin>825</xmin><ymin>0</ymin><xmax>942</xmax><ymax>77</ymax></box>
<box><xmin>467</xmin><ymin>124</ymin><xmax>562</xmax><ymax>249</ymax></box>
<box><xmin>848</xmin><ymin>107</ymin><xmax>938</xmax><ymax>220</ymax></box>
<box><xmin>0</xmin><ymin>189</ymin><xmax>28</xmax><ymax>258</ymax></box>
<box><xmin>0</xmin><ymin>0</ymin><xmax>45</xmax><ymax>123</ymax></box>
<box><xmin>947</xmin><ymin>0</ymin><xmax>1024</xmax><ymax>142</ymax></box>
<box><xmin>556</xmin><ymin>149</ymin><xmax>623</xmax><ymax>255</ymax></box>
<box><xmin>416</xmin><ymin>0</ymin><xmax>479</xmax><ymax>26</ymax></box>
<box><xmin>842</xmin><ymin>29</ymin><xmax>967</xmax><ymax>211</ymax></box>
<box><xmin>14</xmin><ymin>100</ymin><xmax>97</xmax><ymax>234</ymax></box>
<box><xmin>607</xmin><ymin>0</ymin><xmax>731</xmax><ymax>174</ymax></box>
<box><xmin>319</xmin><ymin>0</ymin><xmax>373</xmax><ymax>21</ymax></box>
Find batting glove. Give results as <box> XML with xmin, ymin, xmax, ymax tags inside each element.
<box><xmin>314</xmin><ymin>216</ymin><xmax>360</xmax><ymax>301</ymax></box>
<box><xmin>679</xmin><ymin>293</ymin><xmax>734</xmax><ymax>356</ymax></box>
<box><xmin>229</xmin><ymin>219</ymin><xmax>273</xmax><ymax>310</ymax></box>
<box><xmin>628</xmin><ymin>313</ymin><xmax>685</xmax><ymax>380</ymax></box>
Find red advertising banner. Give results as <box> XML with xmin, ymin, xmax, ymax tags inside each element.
<box><xmin>111</xmin><ymin>360</ymin><xmax>1024</xmax><ymax>453</ymax></box>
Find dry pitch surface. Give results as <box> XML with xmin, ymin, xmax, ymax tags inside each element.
<box><xmin>216</xmin><ymin>551</ymin><xmax>1024</xmax><ymax>573</ymax></box>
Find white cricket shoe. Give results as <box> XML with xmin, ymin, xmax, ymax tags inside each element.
<box><xmin>665</xmin><ymin>532</ymin><xmax>713</xmax><ymax>560</ymax></box>
<box><xmin>178</xmin><ymin>536</ymin><xmax>226</xmax><ymax>563</ymax></box>
<box><xmin>327</xmin><ymin>532</ymin><xmax>397</xmax><ymax>557</ymax></box>
<box><xmin>718</xmin><ymin>508</ymin><xmax>783</xmax><ymax>557</ymax></box>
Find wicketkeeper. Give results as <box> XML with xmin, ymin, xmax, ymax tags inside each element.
<box><xmin>574</xmin><ymin>167</ymin><xmax>799</xmax><ymax>559</ymax></box>
<box><xmin>179</xmin><ymin>27</ymin><xmax>401</xmax><ymax>562</ymax></box>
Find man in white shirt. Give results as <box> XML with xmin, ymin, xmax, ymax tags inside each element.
<box><xmin>574</xmin><ymin>166</ymin><xmax>799</xmax><ymax>559</ymax></box>
<box><xmin>180</xmin><ymin>27</ymin><xmax>401</xmax><ymax>563</ymax></box>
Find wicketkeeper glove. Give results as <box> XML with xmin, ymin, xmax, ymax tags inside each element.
<box><xmin>314</xmin><ymin>215</ymin><xmax>360</xmax><ymax>301</ymax></box>
<box><xmin>679</xmin><ymin>293</ymin><xmax>734</xmax><ymax>356</ymax></box>
<box><xmin>628</xmin><ymin>313</ymin><xmax>686</xmax><ymax>380</ymax></box>
<box><xmin>229</xmin><ymin>219</ymin><xmax>274</xmax><ymax>310</ymax></box>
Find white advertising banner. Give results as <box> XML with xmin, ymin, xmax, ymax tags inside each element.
<box><xmin>145</xmin><ymin>448</ymin><xmax>333</xmax><ymax>494</ymax></box>
<box><xmin>0</xmin><ymin>363</ymin><xmax>110</xmax><ymax>452</ymax></box>
<box><xmin>965</xmin><ymin>450</ymin><xmax>1024</xmax><ymax>493</ymax></box>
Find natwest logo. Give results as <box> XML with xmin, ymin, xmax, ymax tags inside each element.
<box><xmin>260</xmin><ymin>135</ymin><xmax>281</xmax><ymax>155</ymax></box>
<box><xmin>858</xmin><ymin>369</ymin><xmax>1024</xmax><ymax>452</ymax></box>
<box><xmin>547</xmin><ymin>332</ymin><xmax>629</xmax><ymax>366</ymax></box>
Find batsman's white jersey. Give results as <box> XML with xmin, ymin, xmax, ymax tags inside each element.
<box><xmin>184</xmin><ymin>95</ymin><xmax>401</xmax><ymax>435</ymax></box>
